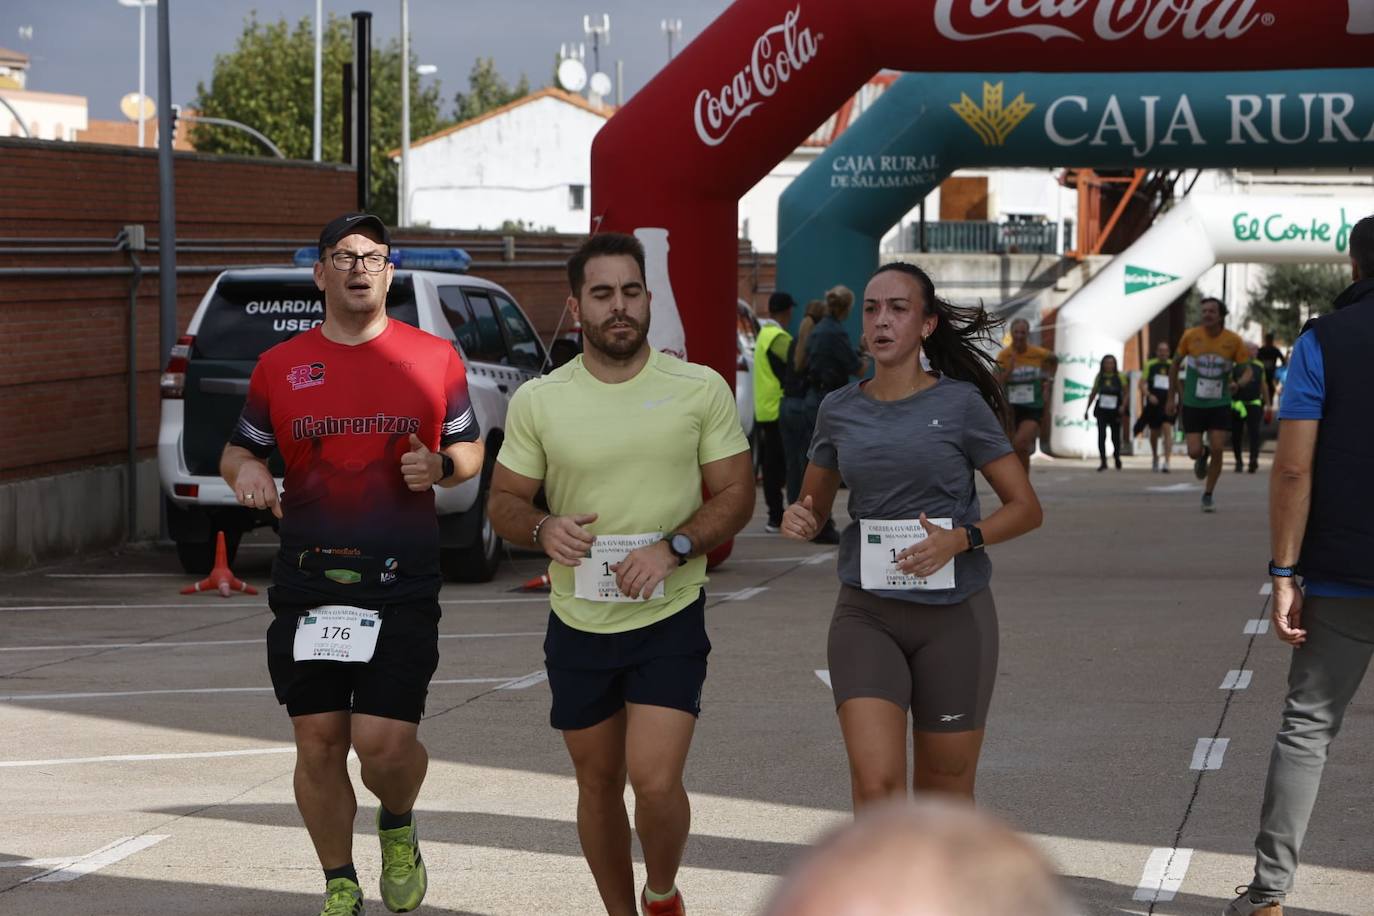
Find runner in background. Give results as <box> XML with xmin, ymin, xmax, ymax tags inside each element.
<box><xmin>1167</xmin><ymin>298</ymin><xmax>1250</xmax><ymax>513</ymax></box>
<box><xmin>996</xmin><ymin>318</ymin><xmax>1058</xmax><ymax>472</ymax></box>
<box><xmin>783</xmin><ymin>262</ymin><xmax>1042</xmax><ymax>809</ymax></box>
<box><xmin>1084</xmin><ymin>354</ymin><xmax>1125</xmax><ymax>472</ymax></box>
<box><xmin>1232</xmin><ymin>342</ymin><xmax>1268</xmax><ymax>474</ymax></box>
<box><xmin>1135</xmin><ymin>340</ymin><xmax>1177</xmax><ymax>473</ymax></box>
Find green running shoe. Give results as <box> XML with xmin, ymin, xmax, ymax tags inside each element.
<box><xmin>320</xmin><ymin>877</ymin><xmax>364</xmax><ymax>916</ymax></box>
<box><xmin>377</xmin><ymin>812</ymin><xmax>428</xmax><ymax>913</ymax></box>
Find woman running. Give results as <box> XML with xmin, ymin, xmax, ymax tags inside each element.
<box><xmin>782</xmin><ymin>262</ymin><xmax>1042</xmax><ymax>807</ymax></box>
<box><xmin>1084</xmin><ymin>354</ymin><xmax>1126</xmax><ymax>471</ymax></box>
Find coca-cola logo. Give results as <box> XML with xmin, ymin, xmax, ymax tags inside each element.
<box><xmin>933</xmin><ymin>0</ymin><xmax>1272</xmax><ymax>43</ymax></box>
<box><xmin>693</xmin><ymin>6</ymin><xmax>821</xmax><ymax>147</ymax></box>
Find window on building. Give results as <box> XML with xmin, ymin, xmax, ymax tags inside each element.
<box><xmin>568</xmin><ymin>184</ymin><xmax>585</xmax><ymax>211</ymax></box>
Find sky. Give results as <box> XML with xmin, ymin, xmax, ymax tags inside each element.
<box><xmin>6</xmin><ymin>0</ymin><xmax>731</xmax><ymax>122</ymax></box>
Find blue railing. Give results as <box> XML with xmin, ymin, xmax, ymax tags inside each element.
<box><xmin>905</xmin><ymin>220</ymin><xmax>1061</xmax><ymax>254</ymax></box>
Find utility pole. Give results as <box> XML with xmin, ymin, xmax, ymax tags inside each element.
<box><xmin>400</xmin><ymin>0</ymin><xmax>409</xmax><ymax>225</ymax></box>
<box><xmin>583</xmin><ymin>14</ymin><xmax>610</xmax><ymax>76</ymax></box>
<box><xmin>313</xmin><ymin>0</ymin><xmax>321</xmax><ymax>161</ymax></box>
<box><xmin>661</xmin><ymin>18</ymin><xmax>682</xmax><ymax>61</ymax></box>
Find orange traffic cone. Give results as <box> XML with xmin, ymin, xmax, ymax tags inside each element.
<box><xmin>511</xmin><ymin>572</ymin><xmax>551</xmax><ymax>593</ymax></box>
<box><xmin>181</xmin><ymin>531</ymin><xmax>257</xmax><ymax>597</ymax></box>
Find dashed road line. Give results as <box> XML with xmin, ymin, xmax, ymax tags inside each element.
<box><xmin>1189</xmin><ymin>737</ymin><xmax>1230</xmax><ymax>771</ymax></box>
<box><xmin>1245</xmin><ymin>618</ymin><xmax>1270</xmax><ymax>635</ymax></box>
<box><xmin>814</xmin><ymin>669</ymin><xmax>831</xmax><ymax>688</ymax></box>
<box><xmin>1133</xmin><ymin>847</ymin><xmax>1193</xmax><ymax>903</ymax></box>
<box><xmin>1220</xmin><ymin>670</ymin><xmax>1253</xmax><ymax>690</ymax></box>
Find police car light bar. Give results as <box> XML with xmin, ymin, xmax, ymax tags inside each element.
<box><xmin>291</xmin><ymin>247</ymin><xmax>472</xmax><ymax>273</ymax></box>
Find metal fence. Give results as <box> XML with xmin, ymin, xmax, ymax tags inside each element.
<box><xmin>905</xmin><ymin>220</ymin><xmax>1062</xmax><ymax>254</ymax></box>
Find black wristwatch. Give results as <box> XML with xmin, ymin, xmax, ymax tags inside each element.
<box><xmin>962</xmin><ymin>524</ymin><xmax>985</xmax><ymax>553</ymax></box>
<box><xmin>667</xmin><ymin>532</ymin><xmax>694</xmax><ymax>566</ymax></box>
<box><xmin>439</xmin><ymin>453</ymin><xmax>455</xmax><ymax>481</ymax></box>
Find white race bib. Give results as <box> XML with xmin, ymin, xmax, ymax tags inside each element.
<box><xmin>1098</xmin><ymin>394</ymin><xmax>1119</xmax><ymax>411</ymax></box>
<box><xmin>860</xmin><ymin>518</ymin><xmax>956</xmax><ymax>591</ymax></box>
<box><xmin>293</xmin><ymin>605</ymin><xmax>381</xmax><ymax>663</ymax></box>
<box><xmin>574</xmin><ymin>533</ymin><xmax>669</xmax><ymax>602</ymax></box>
<box><xmin>1195</xmin><ymin>377</ymin><xmax>1224</xmax><ymax>400</ymax></box>
<box><xmin>1007</xmin><ymin>383</ymin><xmax>1035</xmax><ymax>405</ymax></box>
<box><xmin>1152</xmin><ymin>374</ymin><xmax>1171</xmax><ymax>391</ymax></box>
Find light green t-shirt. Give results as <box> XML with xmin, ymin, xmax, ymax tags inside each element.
<box><xmin>496</xmin><ymin>349</ymin><xmax>750</xmax><ymax>634</ymax></box>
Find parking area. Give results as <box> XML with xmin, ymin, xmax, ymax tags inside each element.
<box><xmin>1</xmin><ymin>459</ymin><xmax>1372</xmax><ymax>915</ymax></box>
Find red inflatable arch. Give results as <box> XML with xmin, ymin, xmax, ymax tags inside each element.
<box><xmin>591</xmin><ymin>0</ymin><xmax>1367</xmax><ymax>383</ymax></box>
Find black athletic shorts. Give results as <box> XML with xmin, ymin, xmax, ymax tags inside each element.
<box><xmin>1011</xmin><ymin>405</ymin><xmax>1043</xmax><ymax>429</ymax></box>
<box><xmin>1140</xmin><ymin>401</ymin><xmax>1177</xmax><ymax>430</ymax></box>
<box><xmin>544</xmin><ymin>589</ymin><xmax>710</xmax><ymax>731</ymax></box>
<box><xmin>1181</xmin><ymin>404</ymin><xmax>1233</xmax><ymax>434</ymax></box>
<box><xmin>827</xmin><ymin>585</ymin><xmax>998</xmax><ymax>732</ymax></box>
<box><xmin>266</xmin><ymin>589</ymin><xmax>441</xmax><ymax>722</ymax></box>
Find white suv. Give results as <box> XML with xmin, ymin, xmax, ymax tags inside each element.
<box><xmin>158</xmin><ymin>255</ymin><xmax>545</xmax><ymax>582</ymax></box>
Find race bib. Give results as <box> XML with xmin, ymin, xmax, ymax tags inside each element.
<box><xmin>574</xmin><ymin>533</ymin><xmax>668</xmax><ymax>602</ymax></box>
<box><xmin>1007</xmin><ymin>383</ymin><xmax>1035</xmax><ymax>405</ymax></box>
<box><xmin>1152</xmin><ymin>375</ymin><xmax>1171</xmax><ymax>391</ymax></box>
<box><xmin>1195</xmin><ymin>377</ymin><xmax>1224</xmax><ymax>400</ymax></box>
<box><xmin>859</xmin><ymin>518</ymin><xmax>956</xmax><ymax>591</ymax></box>
<box><xmin>1098</xmin><ymin>394</ymin><xmax>1119</xmax><ymax>411</ymax></box>
<box><xmin>293</xmin><ymin>605</ymin><xmax>381</xmax><ymax>663</ymax></box>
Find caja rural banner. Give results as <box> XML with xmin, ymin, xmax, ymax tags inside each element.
<box><xmin>777</xmin><ymin>68</ymin><xmax>1374</xmax><ymax>319</ymax></box>
<box><xmin>591</xmin><ymin>0</ymin><xmax>1371</xmax><ymax>398</ymax></box>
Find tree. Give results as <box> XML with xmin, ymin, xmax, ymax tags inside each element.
<box><xmin>1248</xmin><ymin>263</ymin><xmax>1349</xmax><ymax>342</ymax></box>
<box><xmin>192</xmin><ymin>14</ymin><xmax>448</xmax><ymax>224</ymax></box>
<box><xmin>453</xmin><ymin>58</ymin><xmax>530</xmax><ymax>122</ymax></box>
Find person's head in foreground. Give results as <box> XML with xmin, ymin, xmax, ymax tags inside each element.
<box><xmin>763</xmin><ymin>799</ymin><xmax>1071</xmax><ymax>916</ymax></box>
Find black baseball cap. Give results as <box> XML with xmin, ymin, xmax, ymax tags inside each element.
<box><xmin>318</xmin><ymin>212</ymin><xmax>391</xmax><ymax>256</ymax></box>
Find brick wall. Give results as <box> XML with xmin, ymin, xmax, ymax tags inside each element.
<box><xmin>0</xmin><ymin>137</ymin><xmax>777</xmax><ymax>482</ymax></box>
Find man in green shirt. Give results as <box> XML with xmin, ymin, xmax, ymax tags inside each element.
<box><xmin>489</xmin><ymin>232</ymin><xmax>754</xmax><ymax>916</ymax></box>
<box><xmin>754</xmin><ymin>293</ymin><xmax>794</xmax><ymax>531</ymax></box>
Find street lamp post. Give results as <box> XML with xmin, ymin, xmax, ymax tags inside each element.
<box><xmin>117</xmin><ymin>0</ymin><xmax>156</xmax><ymax>148</ymax></box>
<box><xmin>401</xmin><ymin>0</ymin><xmax>409</xmax><ymax>226</ymax></box>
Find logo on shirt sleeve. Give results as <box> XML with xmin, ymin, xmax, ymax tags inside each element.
<box><xmin>287</xmin><ymin>362</ymin><xmax>326</xmax><ymax>391</ymax></box>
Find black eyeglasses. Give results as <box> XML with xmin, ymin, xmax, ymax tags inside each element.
<box><xmin>326</xmin><ymin>252</ymin><xmax>389</xmax><ymax>273</ymax></box>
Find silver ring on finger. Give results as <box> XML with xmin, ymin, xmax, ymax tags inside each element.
<box><xmin>245</xmin><ymin>493</ymin><xmax>254</xmax><ymax>502</ymax></box>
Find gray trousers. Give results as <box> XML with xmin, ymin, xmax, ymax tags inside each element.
<box><xmin>1251</xmin><ymin>594</ymin><xmax>1374</xmax><ymax>897</ymax></box>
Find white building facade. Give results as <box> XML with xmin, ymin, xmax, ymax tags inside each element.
<box><xmin>399</xmin><ymin>88</ymin><xmax>610</xmax><ymax>233</ymax></box>
<box><xmin>0</xmin><ymin>88</ymin><xmax>88</xmax><ymax>142</ymax></box>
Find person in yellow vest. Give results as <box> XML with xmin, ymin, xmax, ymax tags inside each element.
<box><xmin>1231</xmin><ymin>342</ymin><xmax>1269</xmax><ymax>474</ymax></box>
<box><xmin>995</xmin><ymin>318</ymin><xmax>1058</xmax><ymax>472</ymax></box>
<box><xmin>755</xmin><ymin>293</ymin><xmax>795</xmax><ymax>532</ymax></box>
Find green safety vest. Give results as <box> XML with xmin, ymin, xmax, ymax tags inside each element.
<box><xmin>753</xmin><ymin>324</ymin><xmax>790</xmax><ymax>423</ymax></box>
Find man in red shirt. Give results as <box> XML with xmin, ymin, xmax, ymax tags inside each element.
<box><xmin>222</xmin><ymin>213</ymin><xmax>483</xmax><ymax>916</ymax></box>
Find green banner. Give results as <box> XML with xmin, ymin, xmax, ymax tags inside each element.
<box><xmin>1124</xmin><ymin>265</ymin><xmax>1181</xmax><ymax>296</ymax></box>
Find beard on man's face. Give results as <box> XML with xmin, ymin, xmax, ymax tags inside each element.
<box><xmin>583</xmin><ymin>310</ymin><xmax>650</xmax><ymax>359</ymax></box>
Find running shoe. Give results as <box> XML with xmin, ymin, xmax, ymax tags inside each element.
<box><xmin>320</xmin><ymin>878</ymin><xmax>364</xmax><ymax>916</ymax></box>
<box><xmin>764</xmin><ymin>522</ymin><xmax>781</xmax><ymax>534</ymax></box>
<box><xmin>812</xmin><ymin>521</ymin><xmax>840</xmax><ymax>545</ymax></box>
<box><xmin>1097</xmin><ymin>462</ymin><xmax>1107</xmax><ymax>473</ymax></box>
<box><xmin>1161</xmin><ymin>465</ymin><xmax>1170</xmax><ymax>474</ymax></box>
<box><xmin>642</xmin><ymin>888</ymin><xmax>687</xmax><ymax>916</ymax></box>
<box><xmin>1249</xmin><ymin>461</ymin><xmax>1259</xmax><ymax>474</ymax></box>
<box><xmin>1152</xmin><ymin>456</ymin><xmax>1160</xmax><ymax>472</ymax></box>
<box><xmin>1202</xmin><ymin>492</ymin><xmax>1216</xmax><ymax>513</ymax></box>
<box><xmin>1115</xmin><ymin>455</ymin><xmax>1123</xmax><ymax>470</ymax></box>
<box><xmin>1222</xmin><ymin>886</ymin><xmax>1282</xmax><ymax>914</ymax></box>
<box><xmin>1195</xmin><ymin>446</ymin><xmax>1210</xmax><ymax>480</ymax></box>
<box><xmin>1235</xmin><ymin>460</ymin><xmax>1245</xmax><ymax>473</ymax></box>
<box><xmin>377</xmin><ymin>812</ymin><xmax>427</xmax><ymax>913</ymax></box>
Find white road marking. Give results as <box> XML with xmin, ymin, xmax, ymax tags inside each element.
<box><xmin>726</xmin><ymin>587</ymin><xmax>768</xmax><ymax>601</ymax></box>
<box><xmin>499</xmin><ymin>671</ymin><xmax>548</xmax><ymax>690</ymax></box>
<box><xmin>0</xmin><ymin>677</ymin><xmax>520</xmax><ymax>703</ymax></box>
<box><xmin>815</xmin><ymin>669</ymin><xmax>832</xmax><ymax>688</ymax></box>
<box><xmin>1260</xmin><ymin>582</ymin><xmax>1273</xmax><ymax>595</ymax></box>
<box><xmin>0</xmin><ymin>631</ymin><xmax>544</xmax><ymax>653</ymax></box>
<box><xmin>0</xmin><ymin>746</ymin><xmax>298</xmax><ymax>768</ymax></box>
<box><xmin>0</xmin><ymin>857</ymin><xmax>73</xmax><ymax>869</ymax></box>
<box><xmin>1133</xmin><ymin>847</ymin><xmax>1193</xmax><ymax>903</ymax></box>
<box><xmin>1190</xmin><ymin>737</ymin><xmax>1230</xmax><ymax>771</ymax></box>
<box><xmin>33</xmin><ymin>835</ymin><xmax>169</xmax><ymax>883</ymax></box>
<box><xmin>1245</xmin><ymin>618</ymin><xmax>1270</xmax><ymax>635</ymax></box>
<box><xmin>1</xmin><ymin>602</ymin><xmax>261</xmax><ymax>612</ymax></box>
<box><xmin>803</xmin><ymin>551</ymin><xmax>837</xmax><ymax>565</ymax></box>
<box><xmin>1220</xmin><ymin>670</ymin><xmax>1253</xmax><ymax>690</ymax></box>
<box><xmin>1146</xmin><ymin>483</ymin><xmax>1201</xmax><ymax>493</ymax></box>
<box><xmin>731</xmin><ymin>555</ymin><xmax>825</xmax><ymax>564</ymax></box>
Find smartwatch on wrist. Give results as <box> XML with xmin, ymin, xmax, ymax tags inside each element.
<box><xmin>439</xmin><ymin>453</ymin><xmax>455</xmax><ymax>481</ymax></box>
<box><xmin>963</xmin><ymin>524</ymin><xmax>985</xmax><ymax>553</ymax></box>
<box><xmin>667</xmin><ymin>532</ymin><xmax>693</xmax><ymax>566</ymax></box>
<box><xmin>1268</xmin><ymin>560</ymin><xmax>1297</xmax><ymax>578</ymax></box>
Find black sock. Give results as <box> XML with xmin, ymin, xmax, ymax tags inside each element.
<box><xmin>324</xmin><ymin>863</ymin><xmax>358</xmax><ymax>886</ymax></box>
<box><xmin>379</xmin><ymin>805</ymin><xmax>413</xmax><ymax>830</ymax></box>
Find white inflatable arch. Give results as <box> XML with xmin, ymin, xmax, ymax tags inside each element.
<box><xmin>1049</xmin><ymin>194</ymin><xmax>1374</xmax><ymax>457</ymax></box>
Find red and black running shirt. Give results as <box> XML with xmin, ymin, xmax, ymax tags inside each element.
<box><xmin>229</xmin><ymin>320</ymin><xmax>479</xmax><ymax>603</ymax></box>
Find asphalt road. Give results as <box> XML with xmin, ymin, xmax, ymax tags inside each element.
<box><xmin>1</xmin><ymin>456</ymin><xmax>1371</xmax><ymax>915</ymax></box>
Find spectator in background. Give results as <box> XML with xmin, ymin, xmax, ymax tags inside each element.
<box><xmin>793</xmin><ymin>298</ymin><xmax>827</xmax><ymax>375</ymax></box>
<box><xmin>806</xmin><ymin>285</ymin><xmax>866</xmax><ymax>395</ymax></box>
<box><xmin>1257</xmin><ymin>331</ymin><xmax>1287</xmax><ymax>407</ymax></box>
<box><xmin>755</xmin><ymin>293</ymin><xmax>795</xmax><ymax>533</ymax></box>
<box><xmin>780</xmin><ymin>299</ymin><xmax>834</xmax><ymax>542</ymax></box>
<box><xmin>1232</xmin><ymin>342</ymin><xmax>1268</xmax><ymax>474</ymax></box>
<box><xmin>762</xmin><ymin>800</ymin><xmax>1071</xmax><ymax>916</ymax></box>
<box><xmin>1083</xmin><ymin>354</ymin><xmax>1125</xmax><ymax>472</ymax></box>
